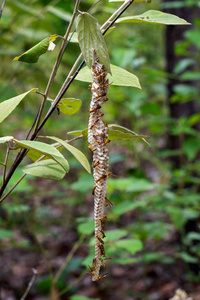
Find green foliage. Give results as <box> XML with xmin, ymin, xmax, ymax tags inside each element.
<box><xmin>0</xmin><ymin>89</ymin><xmax>37</xmax><ymax>123</ymax></box>
<box><xmin>13</xmin><ymin>35</ymin><xmax>59</xmax><ymax>63</ymax></box>
<box><xmin>76</xmin><ymin>64</ymin><xmax>141</xmax><ymax>88</ymax></box>
<box><xmin>76</xmin><ymin>12</ymin><xmax>111</xmax><ymax>73</ymax></box>
<box><xmin>116</xmin><ymin>10</ymin><xmax>191</xmax><ymax>25</ymax></box>
<box><xmin>22</xmin><ymin>159</ymin><xmax>69</xmax><ymax>180</ymax></box>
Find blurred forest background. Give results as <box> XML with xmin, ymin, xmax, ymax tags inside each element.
<box><xmin>0</xmin><ymin>0</ymin><xmax>200</xmax><ymax>299</ymax></box>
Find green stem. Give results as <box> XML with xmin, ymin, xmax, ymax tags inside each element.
<box><xmin>2</xmin><ymin>146</ymin><xmax>10</xmax><ymax>184</ymax></box>
<box><xmin>32</xmin><ymin>0</ymin><xmax>81</xmax><ymax>136</ymax></box>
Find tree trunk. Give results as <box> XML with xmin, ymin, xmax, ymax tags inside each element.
<box><xmin>164</xmin><ymin>0</ymin><xmax>200</xmax><ymax>168</ymax></box>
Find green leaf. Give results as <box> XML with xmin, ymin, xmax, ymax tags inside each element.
<box><xmin>46</xmin><ymin>136</ymin><xmax>91</xmax><ymax>174</ymax></box>
<box><xmin>0</xmin><ymin>89</ymin><xmax>38</xmax><ymax>123</ymax></box>
<box><xmin>104</xmin><ymin>229</ymin><xmax>127</xmax><ymax>242</ymax></box>
<box><xmin>108</xmin><ymin>124</ymin><xmax>148</xmax><ymax>141</ymax></box>
<box><xmin>116</xmin><ymin>10</ymin><xmax>191</xmax><ymax>25</ymax></box>
<box><xmin>58</xmin><ymin>98</ymin><xmax>82</xmax><ymax>115</ymax></box>
<box><xmin>0</xmin><ymin>228</ymin><xmax>13</xmax><ymax>239</ymax></box>
<box><xmin>27</xmin><ymin>143</ymin><xmax>64</xmax><ymax>162</ymax></box>
<box><xmin>13</xmin><ymin>139</ymin><xmax>65</xmax><ymax>159</ymax></box>
<box><xmin>75</xmin><ymin>64</ymin><xmax>141</xmax><ymax>89</ymax></box>
<box><xmin>68</xmin><ymin>32</ymin><xmax>78</xmax><ymax>43</ymax></box>
<box><xmin>178</xmin><ymin>252</ymin><xmax>198</xmax><ymax>263</ymax></box>
<box><xmin>22</xmin><ymin>159</ymin><xmax>69</xmax><ymax>180</ymax></box>
<box><xmin>0</xmin><ymin>136</ymin><xmax>13</xmax><ymax>144</ymax></box>
<box><xmin>76</xmin><ymin>12</ymin><xmax>111</xmax><ymax>74</ymax></box>
<box><xmin>115</xmin><ymin>239</ymin><xmax>143</xmax><ymax>255</ymax></box>
<box><xmin>108</xmin><ymin>124</ymin><xmax>150</xmax><ymax>146</ymax></box>
<box><xmin>13</xmin><ymin>35</ymin><xmax>59</xmax><ymax>63</ymax></box>
<box><xmin>77</xmin><ymin>219</ymin><xmax>94</xmax><ymax>235</ymax></box>
<box><xmin>112</xmin><ymin>200</ymin><xmax>146</xmax><ymax>216</ymax></box>
<box><xmin>67</xmin><ymin>129</ymin><xmax>88</xmax><ymax>138</ymax></box>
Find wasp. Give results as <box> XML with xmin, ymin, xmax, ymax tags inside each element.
<box><xmin>96</xmin><ymin>274</ymin><xmax>107</xmax><ymax>282</ymax></box>
<box><xmin>99</xmin><ymin>218</ymin><xmax>104</xmax><ymax>229</ymax></box>
<box><xmin>90</xmin><ymin>118</ymin><xmax>99</xmax><ymax>130</ymax></box>
<box><xmin>100</xmin><ymin>229</ymin><xmax>106</xmax><ymax>238</ymax></box>
<box><xmin>104</xmin><ymin>139</ymin><xmax>111</xmax><ymax>145</ymax></box>
<box><xmin>100</xmin><ymin>258</ymin><xmax>106</xmax><ymax>269</ymax></box>
<box><xmin>93</xmin><ymin>134</ymin><xmax>101</xmax><ymax>145</ymax></box>
<box><xmin>98</xmin><ymin>244</ymin><xmax>105</xmax><ymax>257</ymax></box>
<box><xmin>105</xmin><ymin>197</ymin><xmax>113</xmax><ymax>207</ymax></box>
<box><xmin>96</xmin><ymin>235</ymin><xmax>104</xmax><ymax>244</ymax></box>
<box><xmin>88</xmin><ymin>144</ymin><xmax>97</xmax><ymax>152</ymax></box>
<box><xmin>90</xmin><ymin>105</ymin><xmax>101</xmax><ymax>113</ymax></box>
<box><xmin>92</xmin><ymin>184</ymin><xmax>97</xmax><ymax>195</ymax></box>
<box><xmin>92</xmin><ymin>160</ymin><xmax>100</xmax><ymax>168</ymax></box>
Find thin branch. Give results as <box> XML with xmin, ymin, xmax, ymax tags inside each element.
<box><xmin>32</xmin><ymin>0</ymin><xmax>81</xmax><ymax>135</ymax></box>
<box><xmin>0</xmin><ymin>0</ymin><xmax>6</xmax><ymax>20</ymax></box>
<box><xmin>2</xmin><ymin>146</ymin><xmax>10</xmax><ymax>184</ymax></box>
<box><xmin>20</xmin><ymin>268</ymin><xmax>38</xmax><ymax>300</ymax></box>
<box><xmin>2</xmin><ymin>147</ymin><xmax>9</xmax><ymax>182</ymax></box>
<box><xmin>0</xmin><ymin>173</ymin><xmax>26</xmax><ymax>203</ymax></box>
<box><xmin>58</xmin><ymin>273</ymin><xmax>86</xmax><ymax>297</ymax></box>
<box><xmin>53</xmin><ymin>234</ymin><xmax>85</xmax><ymax>285</ymax></box>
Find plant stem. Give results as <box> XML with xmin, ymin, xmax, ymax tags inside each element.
<box><xmin>2</xmin><ymin>146</ymin><xmax>10</xmax><ymax>184</ymax></box>
<box><xmin>32</xmin><ymin>0</ymin><xmax>81</xmax><ymax>136</ymax></box>
<box><xmin>20</xmin><ymin>269</ymin><xmax>38</xmax><ymax>300</ymax></box>
<box><xmin>53</xmin><ymin>234</ymin><xmax>85</xmax><ymax>285</ymax></box>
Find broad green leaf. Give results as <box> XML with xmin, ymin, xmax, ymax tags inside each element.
<box><xmin>22</xmin><ymin>159</ymin><xmax>69</xmax><ymax>180</ymax></box>
<box><xmin>76</xmin><ymin>12</ymin><xmax>111</xmax><ymax>74</ymax></box>
<box><xmin>115</xmin><ymin>239</ymin><xmax>143</xmax><ymax>254</ymax></box>
<box><xmin>58</xmin><ymin>98</ymin><xmax>82</xmax><ymax>115</ymax></box>
<box><xmin>13</xmin><ymin>139</ymin><xmax>65</xmax><ymax>159</ymax></box>
<box><xmin>77</xmin><ymin>219</ymin><xmax>94</xmax><ymax>235</ymax></box>
<box><xmin>46</xmin><ymin>136</ymin><xmax>91</xmax><ymax>174</ymax></box>
<box><xmin>14</xmin><ymin>140</ymin><xmax>69</xmax><ymax>171</ymax></box>
<box><xmin>13</xmin><ymin>35</ymin><xmax>59</xmax><ymax>63</ymax></box>
<box><xmin>104</xmin><ymin>229</ymin><xmax>127</xmax><ymax>242</ymax></box>
<box><xmin>27</xmin><ymin>143</ymin><xmax>63</xmax><ymax>162</ymax></box>
<box><xmin>112</xmin><ymin>200</ymin><xmax>146</xmax><ymax>216</ymax></box>
<box><xmin>0</xmin><ymin>89</ymin><xmax>38</xmax><ymax>124</ymax></box>
<box><xmin>116</xmin><ymin>10</ymin><xmax>191</xmax><ymax>25</ymax></box>
<box><xmin>67</xmin><ymin>129</ymin><xmax>88</xmax><ymax>138</ymax></box>
<box><xmin>68</xmin><ymin>32</ymin><xmax>78</xmax><ymax>43</ymax></box>
<box><xmin>0</xmin><ymin>228</ymin><xmax>13</xmax><ymax>239</ymax></box>
<box><xmin>0</xmin><ymin>136</ymin><xmax>13</xmax><ymax>144</ymax></box>
<box><xmin>75</xmin><ymin>64</ymin><xmax>141</xmax><ymax>88</ymax></box>
<box><xmin>108</xmin><ymin>124</ymin><xmax>150</xmax><ymax>145</ymax></box>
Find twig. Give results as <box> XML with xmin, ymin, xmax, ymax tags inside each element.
<box><xmin>53</xmin><ymin>234</ymin><xmax>85</xmax><ymax>284</ymax></box>
<box><xmin>2</xmin><ymin>146</ymin><xmax>10</xmax><ymax>184</ymax></box>
<box><xmin>58</xmin><ymin>272</ymin><xmax>86</xmax><ymax>297</ymax></box>
<box><xmin>0</xmin><ymin>0</ymin><xmax>6</xmax><ymax>20</ymax></box>
<box><xmin>0</xmin><ymin>173</ymin><xmax>26</xmax><ymax>203</ymax></box>
<box><xmin>20</xmin><ymin>268</ymin><xmax>38</xmax><ymax>300</ymax></box>
<box><xmin>32</xmin><ymin>0</ymin><xmax>81</xmax><ymax>135</ymax></box>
